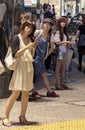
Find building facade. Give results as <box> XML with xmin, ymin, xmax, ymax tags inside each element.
<box><xmin>8</xmin><ymin>0</ymin><xmax>85</xmax><ymax>16</ymax></box>
<box><xmin>61</xmin><ymin>0</ymin><xmax>85</xmax><ymax>15</ymax></box>
<box><xmin>40</xmin><ymin>0</ymin><xmax>85</xmax><ymax>16</ymax></box>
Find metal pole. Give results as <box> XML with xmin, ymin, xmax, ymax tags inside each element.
<box><xmin>60</xmin><ymin>0</ymin><xmax>62</xmax><ymax>16</ymax></box>
<box><xmin>12</xmin><ymin>0</ymin><xmax>16</xmax><ymax>38</ymax></box>
<box><xmin>48</xmin><ymin>0</ymin><xmax>49</xmax><ymax>4</ymax></box>
<box><xmin>76</xmin><ymin>0</ymin><xmax>79</xmax><ymax>13</ymax></box>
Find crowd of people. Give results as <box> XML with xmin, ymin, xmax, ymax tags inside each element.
<box><xmin>0</xmin><ymin>0</ymin><xmax>85</xmax><ymax>127</ymax></box>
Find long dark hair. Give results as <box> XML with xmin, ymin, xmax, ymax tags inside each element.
<box><xmin>57</xmin><ymin>21</ymin><xmax>69</xmax><ymax>41</ymax></box>
<box><xmin>29</xmin><ymin>23</ymin><xmax>36</xmax><ymax>42</ymax></box>
<box><xmin>43</xmin><ymin>23</ymin><xmax>52</xmax><ymax>43</ymax></box>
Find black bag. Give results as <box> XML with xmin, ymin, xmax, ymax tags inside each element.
<box><xmin>53</xmin><ymin>44</ymin><xmax>59</xmax><ymax>57</ymax></box>
<box><xmin>78</xmin><ymin>34</ymin><xmax>85</xmax><ymax>47</ymax></box>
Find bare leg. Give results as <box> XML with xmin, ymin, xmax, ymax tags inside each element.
<box><xmin>19</xmin><ymin>91</ymin><xmax>29</xmax><ymax>124</ymax></box>
<box><xmin>61</xmin><ymin>60</ymin><xmax>66</xmax><ymax>85</ymax></box>
<box><xmin>41</xmin><ymin>70</ymin><xmax>60</xmax><ymax>97</ymax></box>
<box><xmin>55</xmin><ymin>60</ymin><xmax>65</xmax><ymax>90</ymax></box>
<box><xmin>4</xmin><ymin>91</ymin><xmax>20</xmax><ymax>118</ymax></box>
<box><xmin>41</xmin><ymin>72</ymin><xmax>52</xmax><ymax>92</ymax></box>
<box><xmin>20</xmin><ymin>91</ymin><xmax>29</xmax><ymax>117</ymax></box>
<box><xmin>55</xmin><ymin>60</ymin><xmax>61</xmax><ymax>86</ymax></box>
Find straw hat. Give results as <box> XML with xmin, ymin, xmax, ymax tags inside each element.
<box><xmin>43</xmin><ymin>18</ymin><xmax>53</xmax><ymax>25</ymax></box>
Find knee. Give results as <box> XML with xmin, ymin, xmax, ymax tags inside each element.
<box><xmin>22</xmin><ymin>91</ymin><xmax>29</xmax><ymax>98</ymax></box>
<box><xmin>12</xmin><ymin>91</ymin><xmax>20</xmax><ymax>98</ymax></box>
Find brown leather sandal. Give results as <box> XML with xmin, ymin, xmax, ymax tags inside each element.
<box><xmin>19</xmin><ymin>116</ymin><xmax>29</xmax><ymax>125</ymax></box>
<box><xmin>32</xmin><ymin>91</ymin><xmax>41</xmax><ymax>99</ymax></box>
<box><xmin>62</xmin><ymin>84</ymin><xmax>69</xmax><ymax>89</ymax></box>
<box><xmin>55</xmin><ymin>84</ymin><xmax>65</xmax><ymax>90</ymax></box>
<box><xmin>2</xmin><ymin>117</ymin><xmax>11</xmax><ymax>127</ymax></box>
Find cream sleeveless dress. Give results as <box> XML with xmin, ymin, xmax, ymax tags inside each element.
<box><xmin>9</xmin><ymin>34</ymin><xmax>34</xmax><ymax>91</ymax></box>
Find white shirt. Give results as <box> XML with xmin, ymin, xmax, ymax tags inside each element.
<box><xmin>34</xmin><ymin>29</ymin><xmax>55</xmax><ymax>43</ymax></box>
<box><xmin>54</xmin><ymin>33</ymin><xmax>67</xmax><ymax>53</ymax></box>
<box><xmin>66</xmin><ymin>7</ymin><xmax>71</xmax><ymax>15</ymax></box>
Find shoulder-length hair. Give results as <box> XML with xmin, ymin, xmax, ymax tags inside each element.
<box><xmin>20</xmin><ymin>20</ymin><xmax>36</xmax><ymax>41</ymax></box>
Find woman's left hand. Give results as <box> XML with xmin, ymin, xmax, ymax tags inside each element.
<box><xmin>67</xmin><ymin>41</ymin><xmax>72</xmax><ymax>48</ymax></box>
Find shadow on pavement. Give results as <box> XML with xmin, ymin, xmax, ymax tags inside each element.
<box><xmin>11</xmin><ymin>121</ymin><xmax>39</xmax><ymax>126</ymax></box>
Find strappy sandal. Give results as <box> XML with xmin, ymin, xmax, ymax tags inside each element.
<box><xmin>32</xmin><ymin>91</ymin><xmax>41</xmax><ymax>99</ymax></box>
<box><xmin>2</xmin><ymin>117</ymin><xmax>11</xmax><ymax>127</ymax></box>
<box><xmin>19</xmin><ymin>116</ymin><xmax>29</xmax><ymax>125</ymax></box>
<box><xmin>62</xmin><ymin>84</ymin><xmax>69</xmax><ymax>90</ymax></box>
<box><xmin>55</xmin><ymin>83</ymin><xmax>65</xmax><ymax>90</ymax></box>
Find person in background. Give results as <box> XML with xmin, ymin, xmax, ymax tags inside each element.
<box><xmin>0</xmin><ymin>0</ymin><xmax>8</xmax><ymax>65</ymax></box>
<box><xmin>1</xmin><ymin>21</ymin><xmax>38</xmax><ymax>127</ymax></box>
<box><xmin>81</xmin><ymin>8</ymin><xmax>85</xmax><ymax>13</ymax></box>
<box><xmin>14</xmin><ymin>12</ymin><xmax>30</xmax><ymax>35</ymax></box>
<box><xmin>65</xmin><ymin>4</ymin><xmax>71</xmax><ymax>16</ymax></box>
<box><xmin>75</xmin><ymin>16</ymin><xmax>85</xmax><ymax>74</ymax></box>
<box><xmin>31</xmin><ymin>13</ymin><xmax>41</xmax><ymax>30</ymax></box>
<box><xmin>39</xmin><ymin>4</ymin><xmax>44</xmax><ymax>23</ymax></box>
<box><xmin>51</xmin><ymin>4</ymin><xmax>56</xmax><ymax>20</ymax></box>
<box><xmin>44</xmin><ymin>4</ymin><xmax>53</xmax><ymax>19</ymax></box>
<box><xmin>54</xmin><ymin>17</ymin><xmax>71</xmax><ymax>90</ymax></box>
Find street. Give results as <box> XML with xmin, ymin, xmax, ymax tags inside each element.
<box><xmin>0</xmin><ymin>47</ymin><xmax>85</xmax><ymax>129</ymax></box>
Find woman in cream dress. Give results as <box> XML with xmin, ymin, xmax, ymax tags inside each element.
<box><xmin>2</xmin><ymin>21</ymin><xmax>38</xmax><ymax>126</ymax></box>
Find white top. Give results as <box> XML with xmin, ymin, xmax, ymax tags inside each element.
<box><xmin>54</xmin><ymin>33</ymin><xmax>67</xmax><ymax>53</ymax></box>
<box><xmin>66</xmin><ymin>6</ymin><xmax>71</xmax><ymax>15</ymax></box>
<box><xmin>0</xmin><ymin>3</ymin><xmax>6</xmax><ymax>22</ymax></box>
<box><xmin>34</xmin><ymin>29</ymin><xmax>55</xmax><ymax>42</ymax></box>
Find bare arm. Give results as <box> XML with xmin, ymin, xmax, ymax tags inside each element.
<box><xmin>55</xmin><ymin>31</ymin><xmax>70</xmax><ymax>45</ymax></box>
<box><xmin>15</xmin><ymin>41</ymin><xmax>38</xmax><ymax>58</ymax></box>
<box><xmin>57</xmin><ymin>41</ymin><xmax>68</xmax><ymax>45</ymax></box>
<box><xmin>75</xmin><ymin>30</ymin><xmax>80</xmax><ymax>42</ymax></box>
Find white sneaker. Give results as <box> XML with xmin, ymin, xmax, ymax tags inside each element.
<box><xmin>64</xmin><ymin>79</ymin><xmax>74</xmax><ymax>83</ymax></box>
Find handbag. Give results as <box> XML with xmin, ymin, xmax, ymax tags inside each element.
<box><xmin>4</xmin><ymin>47</ymin><xmax>17</xmax><ymax>70</ymax></box>
<box><xmin>0</xmin><ymin>60</ymin><xmax>5</xmax><ymax>75</ymax></box>
<box><xmin>53</xmin><ymin>44</ymin><xmax>59</xmax><ymax>57</ymax></box>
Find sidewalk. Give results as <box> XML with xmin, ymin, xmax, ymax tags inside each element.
<box><xmin>0</xmin><ymin>58</ymin><xmax>85</xmax><ymax>130</ymax></box>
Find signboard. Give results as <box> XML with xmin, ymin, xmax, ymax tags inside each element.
<box><xmin>24</xmin><ymin>0</ymin><xmax>32</xmax><ymax>7</ymax></box>
<box><xmin>24</xmin><ymin>0</ymin><xmax>37</xmax><ymax>7</ymax></box>
<box><xmin>32</xmin><ymin>0</ymin><xmax>37</xmax><ymax>7</ymax></box>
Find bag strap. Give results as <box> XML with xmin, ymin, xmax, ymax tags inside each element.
<box><xmin>34</xmin><ymin>30</ymin><xmax>43</xmax><ymax>40</ymax></box>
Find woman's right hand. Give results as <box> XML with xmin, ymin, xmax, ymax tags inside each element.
<box><xmin>32</xmin><ymin>40</ymin><xmax>38</xmax><ymax>47</ymax></box>
<box><xmin>26</xmin><ymin>41</ymin><xmax>38</xmax><ymax>49</ymax></box>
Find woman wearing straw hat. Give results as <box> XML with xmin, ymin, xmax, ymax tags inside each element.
<box><xmin>32</xmin><ymin>18</ymin><xmax>60</xmax><ymax>98</ymax></box>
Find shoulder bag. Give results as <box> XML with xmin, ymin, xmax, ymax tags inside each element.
<box><xmin>0</xmin><ymin>60</ymin><xmax>5</xmax><ymax>74</ymax></box>
<box><xmin>4</xmin><ymin>47</ymin><xmax>17</xmax><ymax>70</ymax></box>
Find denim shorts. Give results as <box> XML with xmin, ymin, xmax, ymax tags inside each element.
<box><xmin>57</xmin><ymin>51</ymin><xmax>67</xmax><ymax>60</ymax></box>
<box><xmin>34</xmin><ymin>61</ymin><xmax>46</xmax><ymax>76</ymax></box>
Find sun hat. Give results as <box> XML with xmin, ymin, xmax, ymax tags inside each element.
<box><xmin>56</xmin><ymin>17</ymin><xmax>68</xmax><ymax>26</ymax></box>
<box><xmin>43</xmin><ymin>18</ymin><xmax>53</xmax><ymax>25</ymax></box>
